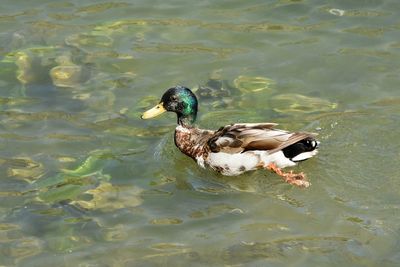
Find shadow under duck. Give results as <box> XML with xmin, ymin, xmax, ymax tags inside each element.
<box><xmin>141</xmin><ymin>86</ymin><xmax>319</xmax><ymax>187</ymax></box>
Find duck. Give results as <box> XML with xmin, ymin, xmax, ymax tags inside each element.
<box><xmin>141</xmin><ymin>86</ymin><xmax>319</xmax><ymax>187</ymax></box>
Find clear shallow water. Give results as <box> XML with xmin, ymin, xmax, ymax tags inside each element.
<box><xmin>0</xmin><ymin>0</ymin><xmax>399</xmax><ymax>266</ymax></box>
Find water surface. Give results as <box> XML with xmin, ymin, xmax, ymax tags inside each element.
<box><xmin>0</xmin><ymin>0</ymin><xmax>399</xmax><ymax>266</ymax></box>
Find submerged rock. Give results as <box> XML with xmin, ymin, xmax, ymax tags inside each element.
<box><xmin>72</xmin><ymin>182</ymin><xmax>143</xmax><ymax>211</ymax></box>
<box><xmin>193</xmin><ymin>78</ymin><xmax>237</xmax><ymax>108</ymax></box>
<box><xmin>233</xmin><ymin>75</ymin><xmax>275</xmax><ymax>93</ymax></box>
<box><xmin>49</xmin><ymin>54</ymin><xmax>90</xmax><ymax>88</ymax></box>
<box><xmin>6</xmin><ymin>157</ymin><xmax>45</xmax><ymax>183</ymax></box>
<box><xmin>3</xmin><ymin>47</ymin><xmax>58</xmax><ymax>85</ymax></box>
<box><xmin>270</xmin><ymin>93</ymin><xmax>337</xmax><ymax>114</ymax></box>
<box><xmin>194</xmin><ymin>79</ymin><xmax>233</xmax><ymax>99</ymax></box>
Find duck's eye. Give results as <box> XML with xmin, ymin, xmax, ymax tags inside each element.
<box><xmin>171</xmin><ymin>96</ymin><xmax>178</xmax><ymax>101</ymax></box>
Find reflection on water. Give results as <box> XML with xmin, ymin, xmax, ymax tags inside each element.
<box><xmin>0</xmin><ymin>0</ymin><xmax>399</xmax><ymax>266</ymax></box>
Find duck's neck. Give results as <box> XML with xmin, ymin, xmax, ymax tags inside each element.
<box><xmin>177</xmin><ymin>113</ymin><xmax>196</xmax><ymax>128</ymax></box>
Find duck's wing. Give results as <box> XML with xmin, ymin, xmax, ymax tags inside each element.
<box><xmin>207</xmin><ymin>123</ymin><xmax>316</xmax><ymax>154</ymax></box>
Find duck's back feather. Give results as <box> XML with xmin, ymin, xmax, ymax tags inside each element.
<box><xmin>207</xmin><ymin>123</ymin><xmax>317</xmax><ymax>155</ymax></box>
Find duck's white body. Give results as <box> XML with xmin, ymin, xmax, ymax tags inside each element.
<box><xmin>206</xmin><ymin>151</ymin><xmax>295</xmax><ymax>176</ymax></box>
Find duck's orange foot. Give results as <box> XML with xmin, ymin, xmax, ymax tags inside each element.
<box><xmin>266</xmin><ymin>163</ymin><xmax>310</xmax><ymax>188</ymax></box>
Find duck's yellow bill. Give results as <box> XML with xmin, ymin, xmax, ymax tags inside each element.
<box><xmin>141</xmin><ymin>103</ymin><xmax>166</xmax><ymax>119</ymax></box>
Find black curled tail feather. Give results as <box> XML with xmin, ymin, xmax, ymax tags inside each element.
<box><xmin>282</xmin><ymin>137</ymin><xmax>319</xmax><ymax>160</ymax></box>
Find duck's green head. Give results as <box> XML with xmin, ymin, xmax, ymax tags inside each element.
<box><xmin>141</xmin><ymin>86</ymin><xmax>198</xmax><ymax>127</ymax></box>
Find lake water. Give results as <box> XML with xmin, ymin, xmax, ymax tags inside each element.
<box><xmin>0</xmin><ymin>0</ymin><xmax>399</xmax><ymax>266</ymax></box>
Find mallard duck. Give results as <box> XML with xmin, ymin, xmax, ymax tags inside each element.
<box><xmin>141</xmin><ymin>86</ymin><xmax>319</xmax><ymax>187</ymax></box>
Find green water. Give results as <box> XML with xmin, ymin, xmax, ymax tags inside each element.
<box><xmin>0</xmin><ymin>0</ymin><xmax>399</xmax><ymax>266</ymax></box>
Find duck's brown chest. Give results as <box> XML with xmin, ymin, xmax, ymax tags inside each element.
<box><xmin>174</xmin><ymin>126</ymin><xmax>213</xmax><ymax>160</ymax></box>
